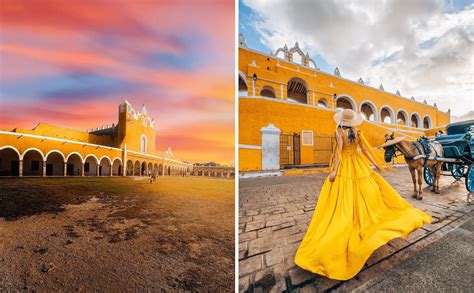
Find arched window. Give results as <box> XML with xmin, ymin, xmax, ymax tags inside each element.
<box><xmin>423</xmin><ymin>116</ymin><xmax>431</xmax><ymax>129</ymax></box>
<box><xmin>260</xmin><ymin>86</ymin><xmax>276</xmax><ymax>98</ymax></box>
<box><xmin>238</xmin><ymin>71</ymin><xmax>248</xmax><ymax>97</ymax></box>
<box><xmin>140</xmin><ymin>135</ymin><xmax>147</xmax><ymax>153</ymax></box>
<box><xmin>287</xmin><ymin>77</ymin><xmax>308</xmax><ymax>104</ymax></box>
<box><xmin>336</xmin><ymin>96</ymin><xmax>356</xmax><ymax>111</ymax></box>
<box><xmin>360</xmin><ymin>101</ymin><xmax>377</xmax><ymax>121</ymax></box>
<box><xmin>317</xmin><ymin>98</ymin><xmax>328</xmax><ymax>108</ymax></box>
<box><xmin>396</xmin><ymin>110</ymin><xmax>409</xmax><ymax>126</ymax></box>
<box><xmin>411</xmin><ymin>113</ymin><xmax>421</xmax><ymax>128</ymax></box>
<box><xmin>380</xmin><ymin>106</ymin><xmax>394</xmax><ymax>124</ymax></box>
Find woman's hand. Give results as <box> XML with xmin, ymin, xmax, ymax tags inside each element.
<box><xmin>329</xmin><ymin>171</ymin><xmax>337</xmax><ymax>182</ymax></box>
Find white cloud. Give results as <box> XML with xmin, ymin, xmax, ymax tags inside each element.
<box><xmin>243</xmin><ymin>0</ymin><xmax>473</xmax><ymax>118</ymax></box>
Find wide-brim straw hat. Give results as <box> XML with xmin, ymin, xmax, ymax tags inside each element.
<box><xmin>378</xmin><ymin>136</ymin><xmax>406</xmax><ymax>148</ymax></box>
<box><xmin>333</xmin><ymin>109</ymin><xmax>364</xmax><ymax>127</ymax></box>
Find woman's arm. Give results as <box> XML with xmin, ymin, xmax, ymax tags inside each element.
<box><xmin>329</xmin><ymin>130</ymin><xmax>343</xmax><ymax>182</ymax></box>
<box><xmin>358</xmin><ymin>131</ymin><xmax>383</xmax><ymax>171</ymax></box>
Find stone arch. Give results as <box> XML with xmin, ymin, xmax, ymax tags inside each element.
<box><xmin>84</xmin><ymin>154</ymin><xmax>98</xmax><ymax>176</ymax></box>
<box><xmin>260</xmin><ymin>85</ymin><xmax>276</xmax><ymax>98</ymax></box>
<box><xmin>148</xmin><ymin>162</ymin><xmax>153</xmax><ymax>175</ymax></box>
<box><xmin>66</xmin><ymin>153</ymin><xmax>83</xmax><ymax>176</ymax></box>
<box><xmin>423</xmin><ymin>116</ymin><xmax>432</xmax><ymax>129</ymax></box>
<box><xmin>359</xmin><ymin>100</ymin><xmax>377</xmax><ymax>121</ymax></box>
<box><xmin>112</xmin><ymin>157</ymin><xmax>122</xmax><ymax>176</ymax></box>
<box><xmin>380</xmin><ymin>106</ymin><xmax>395</xmax><ymax>124</ymax></box>
<box><xmin>287</xmin><ymin>77</ymin><xmax>308</xmax><ymax>104</ymax></box>
<box><xmin>336</xmin><ymin>95</ymin><xmax>356</xmax><ymax>111</ymax></box>
<box><xmin>411</xmin><ymin>113</ymin><xmax>421</xmax><ymax>128</ymax></box>
<box><xmin>22</xmin><ymin>148</ymin><xmax>45</xmax><ymax>176</ymax></box>
<box><xmin>45</xmin><ymin>150</ymin><xmax>65</xmax><ymax>176</ymax></box>
<box><xmin>134</xmin><ymin>161</ymin><xmax>141</xmax><ymax>176</ymax></box>
<box><xmin>396</xmin><ymin>109</ymin><xmax>409</xmax><ymax>126</ymax></box>
<box><xmin>0</xmin><ymin>146</ymin><xmax>20</xmax><ymax>176</ymax></box>
<box><xmin>317</xmin><ymin>98</ymin><xmax>328</xmax><ymax>108</ymax></box>
<box><xmin>159</xmin><ymin>164</ymin><xmax>163</xmax><ymax>175</ymax></box>
<box><xmin>141</xmin><ymin>161</ymin><xmax>147</xmax><ymax>176</ymax></box>
<box><xmin>238</xmin><ymin>71</ymin><xmax>248</xmax><ymax>94</ymax></box>
<box><xmin>99</xmin><ymin>156</ymin><xmax>112</xmax><ymax>176</ymax></box>
<box><xmin>153</xmin><ymin>163</ymin><xmax>158</xmax><ymax>175</ymax></box>
<box><xmin>126</xmin><ymin>159</ymin><xmax>134</xmax><ymax>176</ymax></box>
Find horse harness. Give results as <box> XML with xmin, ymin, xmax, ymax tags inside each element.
<box><xmin>387</xmin><ymin>138</ymin><xmax>440</xmax><ymax>165</ymax></box>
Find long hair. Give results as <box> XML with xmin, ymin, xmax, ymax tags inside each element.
<box><xmin>338</xmin><ymin>125</ymin><xmax>356</xmax><ymax>144</ymax></box>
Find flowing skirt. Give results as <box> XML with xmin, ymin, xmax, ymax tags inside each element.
<box><xmin>294</xmin><ymin>150</ymin><xmax>431</xmax><ymax>280</ymax></box>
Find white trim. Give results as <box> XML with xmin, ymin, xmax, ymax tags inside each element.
<box><xmin>396</xmin><ymin>109</ymin><xmax>410</xmax><ymax>127</ymax></box>
<box><xmin>336</xmin><ymin>94</ymin><xmax>357</xmax><ymax>111</ymax></box>
<box><xmin>239</xmin><ymin>47</ymin><xmax>443</xmax><ymax>111</ymax></box>
<box><xmin>302</xmin><ymin>130</ymin><xmax>314</xmax><ymax>146</ymax></box>
<box><xmin>45</xmin><ymin>149</ymin><xmax>66</xmax><ymax>162</ymax></box>
<box><xmin>239</xmin><ymin>144</ymin><xmax>262</xmax><ymax>150</ymax></box>
<box><xmin>240</xmin><ymin>95</ymin><xmax>337</xmax><ymax>112</ymax></box>
<box><xmin>380</xmin><ymin>105</ymin><xmax>395</xmax><ymax>124</ymax></box>
<box><xmin>83</xmin><ymin>154</ymin><xmax>99</xmax><ymax>164</ymax></box>
<box><xmin>140</xmin><ymin>134</ymin><xmax>147</xmax><ymax>153</ymax></box>
<box><xmin>66</xmin><ymin>152</ymin><xmax>83</xmax><ymax>162</ymax></box>
<box><xmin>238</xmin><ymin>70</ymin><xmax>248</xmax><ymax>91</ymax></box>
<box><xmin>99</xmin><ymin>155</ymin><xmax>112</xmax><ymax>165</ymax></box>
<box><xmin>126</xmin><ymin>150</ymin><xmax>192</xmax><ymax>166</ymax></box>
<box><xmin>0</xmin><ymin>131</ymin><xmax>122</xmax><ymax>151</ymax></box>
<box><xmin>0</xmin><ymin>145</ymin><xmax>21</xmax><ymax>157</ymax></box>
<box><xmin>112</xmin><ymin>157</ymin><xmax>122</xmax><ymax>165</ymax></box>
<box><xmin>359</xmin><ymin>100</ymin><xmax>378</xmax><ymax>121</ymax></box>
<box><xmin>317</xmin><ymin>98</ymin><xmax>329</xmax><ymax>108</ymax></box>
<box><xmin>21</xmin><ymin>147</ymin><xmax>45</xmax><ymax>161</ymax></box>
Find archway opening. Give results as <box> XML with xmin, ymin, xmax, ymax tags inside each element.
<box><xmin>397</xmin><ymin>111</ymin><xmax>408</xmax><ymax>126</ymax></box>
<box><xmin>126</xmin><ymin>160</ymin><xmax>134</xmax><ymax>176</ymax></box>
<box><xmin>287</xmin><ymin>77</ymin><xmax>308</xmax><ymax>104</ymax></box>
<box><xmin>239</xmin><ymin>72</ymin><xmax>248</xmax><ymax>96</ymax></box>
<box><xmin>260</xmin><ymin>86</ymin><xmax>276</xmax><ymax>98</ymax></box>
<box><xmin>423</xmin><ymin>117</ymin><xmax>431</xmax><ymax>129</ymax></box>
<box><xmin>147</xmin><ymin>162</ymin><xmax>153</xmax><ymax>176</ymax></box>
<box><xmin>317</xmin><ymin>98</ymin><xmax>328</xmax><ymax>108</ymax></box>
<box><xmin>66</xmin><ymin>153</ymin><xmax>82</xmax><ymax>176</ymax></box>
<box><xmin>360</xmin><ymin>102</ymin><xmax>376</xmax><ymax>121</ymax></box>
<box><xmin>84</xmin><ymin>155</ymin><xmax>98</xmax><ymax>176</ymax></box>
<box><xmin>45</xmin><ymin>151</ymin><xmax>64</xmax><ymax>176</ymax></box>
<box><xmin>141</xmin><ymin>162</ymin><xmax>147</xmax><ymax>176</ymax></box>
<box><xmin>23</xmin><ymin>149</ymin><xmax>44</xmax><ymax>176</ymax></box>
<box><xmin>411</xmin><ymin>114</ymin><xmax>420</xmax><ymax>128</ymax></box>
<box><xmin>380</xmin><ymin>107</ymin><xmax>394</xmax><ymax>124</ymax></box>
<box><xmin>159</xmin><ymin>164</ymin><xmax>163</xmax><ymax>175</ymax></box>
<box><xmin>112</xmin><ymin>159</ymin><xmax>122</xmax><ymax>176</ymax></box>
<box><xmin>336</xmin><ymin>97</ymin><xmax>355</xmax><ymax>111</ymax></box>
<box><xmin>99</xmin><ymin>157</ymin><xmax>111</xmax><ymax>176</ymax></box>
<box><xmin>0</xmin><ymin>147</ymin><xmax>20</xmax><ymax>176</ymax></box>
<box><xmin>134</xmin><ymin>161</ymin><xmax>141</xmax><ymax>176</ymax></box>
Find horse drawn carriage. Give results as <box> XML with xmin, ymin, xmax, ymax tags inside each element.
<box><xmin>423</xmin><ymin>120</ymin><xmax>474</xmax><ymax>192</ymax></box>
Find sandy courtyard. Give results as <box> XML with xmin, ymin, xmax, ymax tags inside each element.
<box><xmin>0</xmin><ymin>176</ymin><xmax>234</xmax><ymax>292</ymax></box>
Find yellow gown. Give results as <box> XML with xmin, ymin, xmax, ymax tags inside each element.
<box><xmin>294</xmin><ymin>129</ymin><xmax>431</xmax><ymax>280</ymax></box>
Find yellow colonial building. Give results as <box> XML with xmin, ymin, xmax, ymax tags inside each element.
<box><xmin>238</xmin><ymin>34</ymin><xmax>450</xmax><ymax>172</ymax></box>
<box><xmin>0</xmin><ymin>100</ymin><xmax>193</xmax><ymax>177</ymax></box>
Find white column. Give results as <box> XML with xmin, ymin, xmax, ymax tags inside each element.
<box><xmin>122</xmin><ymin>144</ymin><xmax>127</xmax><ymax>176</ymax></box>
<box><xmin>261</xmin><ymin>124</ymin><xmax>281</xmax><ymax>170</ymax></box>
<box><xmin>63</xmin><ymin>162</ymin><xmax>67</xmax><ymax>176</ymax></box>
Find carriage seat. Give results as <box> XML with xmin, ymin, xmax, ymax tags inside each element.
<box><xmin>435</xmin><ymin>133</ymin><xmax>469</xmax><ymax>158</ymax></box>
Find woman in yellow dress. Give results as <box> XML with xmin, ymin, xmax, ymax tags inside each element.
<box><xmin>294</xmin><ymin>109</ymin><xmax>431</xmax><ymax>280</ymax></box>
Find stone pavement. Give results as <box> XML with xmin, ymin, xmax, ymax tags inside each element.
<box><xmin>238</xmin><ymin>169</ymin><xmax>473</xmax><ymax>292</ymax></box>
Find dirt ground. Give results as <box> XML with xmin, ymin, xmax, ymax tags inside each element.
<box><xmin>0</xmin><ymin>176</ymin><xmax>235</xmax><ymax>292</ymax></box>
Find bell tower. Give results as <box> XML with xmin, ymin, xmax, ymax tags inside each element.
<box><xmin>117</xmin><ymin>100</ymin><xmax>156</xmax><ymax>154</ymax></box>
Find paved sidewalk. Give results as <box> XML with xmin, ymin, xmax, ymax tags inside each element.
<box><xmin>238</xmin><ymin>169</ymin><xmax>473</xmax><ymax>292</ymax></box>
<box><xmin>359</xmin><ymin>217</ymin><xmax>474</xmax><ymax>292</ymax></box>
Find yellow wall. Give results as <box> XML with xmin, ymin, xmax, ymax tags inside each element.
<box><xmin>239</xmin><ymin>47</ymin><xmax>450</xmax><ymax>128</ymax></box>
<box><xmin>239</xmin><ymin>46</ymin><xmax>450</xmax><ymax>171</ymax></box>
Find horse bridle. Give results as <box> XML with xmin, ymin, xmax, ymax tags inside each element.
<box><xmin>384</xmin><ymin>138</ymin><xmax>421</xmax><ymax>160</ymax></box>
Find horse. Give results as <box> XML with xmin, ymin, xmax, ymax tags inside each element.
<box><xmin>381</xmin><ymin>133</ymin><xmax>444</xmax><ymax>200</ymax></box>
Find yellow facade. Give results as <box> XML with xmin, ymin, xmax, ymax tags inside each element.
<box><xmin>0</xmin><ymin>101</ymin><xmax>192</xmax><ymax>177</ymax></box>
<box><xmin>238</xmin><ymin>39</ymin><xmax>450</xmax><ymax>172</ymax></box>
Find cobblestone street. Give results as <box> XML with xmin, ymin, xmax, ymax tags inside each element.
<box><xmin>239</xmin><ymin>168</ymin><xmax>473</xmax><ymax>292</ymax></box>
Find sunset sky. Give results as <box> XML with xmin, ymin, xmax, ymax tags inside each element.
<box><xmin>0</xmin><ymin>0</ymin><xmax>235</xmax><ymax>165</ymax></box>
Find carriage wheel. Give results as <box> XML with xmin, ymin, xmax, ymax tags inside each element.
<box><xmin>423</xmin><ymin>166</ymin><xmax>434</xmax><ymax>186</ymax></box>
<box><xmin>451</xmin><ymin>163</ymin><xmax>465</xmax><ymax>180</ymax></box>
<box><xmin>465</xmin><ymin>165</ymin><xmax>474</xmax><ymax>192</ymax></box>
